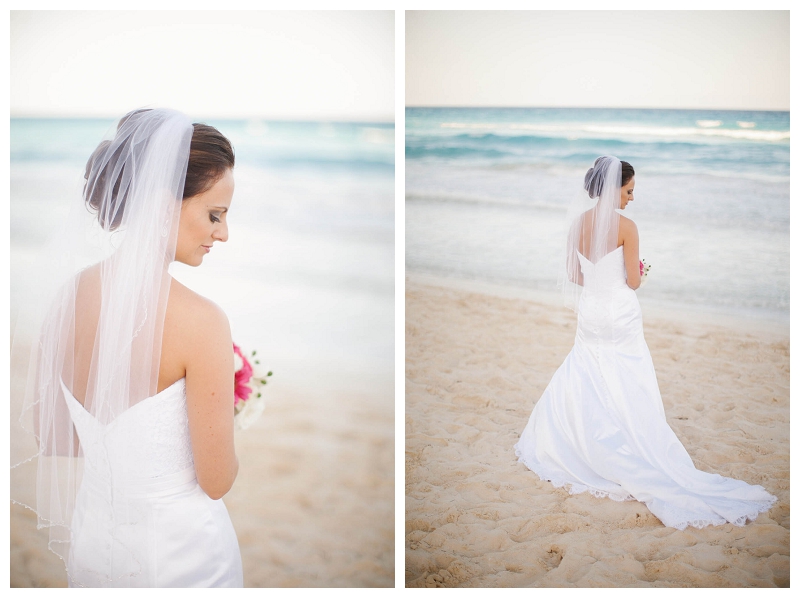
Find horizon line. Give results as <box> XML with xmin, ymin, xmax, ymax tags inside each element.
<box><xmin>10</xmin><ymin>112</ymin><xmax>396</xmax><ymax>124</ymax></box>
<box><xmin>405</xmin><ymin>105</ymin><xmax>789</xmax><ymax>113</ymax></box>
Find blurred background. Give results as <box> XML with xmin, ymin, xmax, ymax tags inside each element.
<box><xmin>406</xmin><ymin>11</ymin><xmax>788</xmax><ymax>329</ymax></box>
<box><xmin>10</xmin><ymin>11</ymin><xmax>394</xmax><ymax>587</ymax></box>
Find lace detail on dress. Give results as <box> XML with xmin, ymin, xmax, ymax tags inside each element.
<box><xmin>132</xmin><ymin>380</ymin><xmax>194</xmax><ymax>478</ymax></box>
<box><xmin>61</xmin><ymin>377</ymin><xmax>242</xmax><ymax>587</ymax></box>
<box><xmin>514</xmin><ymin>445</ymin><xmax>635</xmax><ymax>503</ymax></box>
<box><xmin>63</xmin><ymin>378</ymin><xmax>194</xmax><ymax>481</ymax></box>
<box><xmin>651</xmin><ymin>494</ymin><xmax>777</xmax><ymax>531</ymax></box>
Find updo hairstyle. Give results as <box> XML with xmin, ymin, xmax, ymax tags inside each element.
<box><xmin>583</xmin><ymin>157</ymin><xmax>635</xmax><ymax>199</ymax></box>
<box><xmin>84</xmin><ymin>109</ymin><xmax>235</xmax><ymax>231</ymax></box>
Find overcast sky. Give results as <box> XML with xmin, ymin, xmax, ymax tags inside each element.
<box><xmin>11</xmin><ymin>11</ymin><xmax>394</xmax><ymax>120</ymax></box>
<box><xmin>406</xmin><ymin>11</ymin><xmax>789</xmax><ymax>111</ymax></box>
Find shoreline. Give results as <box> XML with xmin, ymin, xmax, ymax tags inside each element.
<box><xmin>406</xmin><ymin>271</ymin><xmax>788</xmax><ymax>340</ymax></box>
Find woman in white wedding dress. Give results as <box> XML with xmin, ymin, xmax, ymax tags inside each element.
<box><xmin>514</xmin><ymin>156</ymin><xmax>776</xmax><ymax>531</ymax></box>
<box><xmin>11</xmin><ymin>109</ymin><xmax>243</xmax><ymax>586</ymax></box>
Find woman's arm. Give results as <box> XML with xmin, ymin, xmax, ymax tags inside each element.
<box><xmin>620</xmin><ymin>217</ymin><xmax>642</xmax><ymax>290</ymax></box>
<box><xmin>182</xmin><ymin>298</ymin><xmax>239</xmax><ymax>500</ymax></box>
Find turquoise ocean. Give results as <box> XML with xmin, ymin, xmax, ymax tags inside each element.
<box><xmin>11</xmin><ymin>117</ymin><xmax>395</xmax><ymax>399</ymax></box>
<box><xmin>406</xmin><ymin>107</ymin><xmax>789</xmax><ymax>324</ymax></box>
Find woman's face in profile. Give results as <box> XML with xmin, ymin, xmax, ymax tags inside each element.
<box><xmin>619</xmin><ymin>176</ymin><xmax>635</xmax><ymax>209</ymax></box>
<box><xmin>175</xmin><ymin>168</ymin><xmax>235</xmax><ymax>266</ymax></box>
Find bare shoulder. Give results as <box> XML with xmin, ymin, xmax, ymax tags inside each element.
<box><xmin>619</xmin><ymin>214</ymin><xmax>638</xmax><ymax>232</ymax></box>
<box><xmin>76</xmin><ymin>263</ymin><xmax>101</xmax><ymax>294</ymax></box>
<box><xmin>167</xmin><ymin>279</ymin><xmax>231</xmax><ymax>343</ymax></box>
<box><xmin>169</xmin><ymin>279</ymin><xmax>227</xmax><ymax>321</ymax></box>
<box><xmin>79</xmin><ymin>262</ymin><xmax>102</xmax><ymax>282</ymax></box>
<box><xmin>619</xmin><ymin>215</ymin><xmax>638</xmax><ymax>242</ymax></box>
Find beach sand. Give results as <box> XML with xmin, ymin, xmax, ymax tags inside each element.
<box><xmin>405</xmin><ymin>279</ymin><xmax>789</xmax><ymax>588</ymax></box>
<box><xmin>10</xmin><ymin>371</ymin><xmax>394</xmax><ymax>588</ymax></box>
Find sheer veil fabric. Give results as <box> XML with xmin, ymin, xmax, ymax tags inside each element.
<box><xmin>560</xmin><ymin>155</ymin><xmax>622</xmax><ymax>311</ymax></box>
<box><xmin>11</xmin><ymin>109</ymin><xmax>193</xmax><ymax>585</ymax></box>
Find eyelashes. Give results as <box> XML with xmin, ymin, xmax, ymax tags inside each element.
<box><xmin>210</xmin><ymin>213</ymin><xmax>221</xmax><ymax>223</ymax></box>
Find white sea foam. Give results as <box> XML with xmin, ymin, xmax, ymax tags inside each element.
<box><xmin>696</xmin><ymin>120</ymin><xmax>722</xmax><ymax>127</ymax></box>
<box><xmin>360</xmin><ymin>127</ymin><xmax>395</xmax><ymax>144</ymax></box>
<box><xmin>245</xmin><ymin>120</ymin><xmax>268</xmax><ymax>137</ymax></box>
<box><xmin>406</xmin><ymin>191</ymin><xmax>565</xmax><ymax>212</ymax></box>
<box><xmin>438</xmin><ymin>122</ymin><xmax>789</xmax><ymax>142</ymax></box>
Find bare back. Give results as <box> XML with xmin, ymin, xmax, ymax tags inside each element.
<box><xmin>71</xmin><ymin>267</ymin><xmax>203</xmax><ymax>403</ymax></box>
<box><xmin>575</xmin><ymin>211</ymin><xmax>641</xmax><ymax>290</ymax></box>
<box><xmin>71</xmin><ymin>268</ymin><xmax>239</xmax><ymax>499</ymax></box>
<box><xmin>576</xmin><ymin>210</ymin><xmax>624</xmax><ymax>259</ymax></box>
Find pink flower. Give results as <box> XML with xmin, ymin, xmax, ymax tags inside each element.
<box><xmin>639</xmin><ymin>260</ymin><xmax>644</xmax><ymax>277</ymax></box>
<box><xmin>233</xmin><ymin>343</ymin><xmax>253</xmax><ymax>406</ymax></box>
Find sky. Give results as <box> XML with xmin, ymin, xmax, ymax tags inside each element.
<box><xmin>406</xmin><ymin>11</ymin><xmax>789</xmax><ymax>111</ymax></box>
<box><xmin>10</xmin><ymin>11</ymin><xmax>394</xmax><ymax>121</ymax></box>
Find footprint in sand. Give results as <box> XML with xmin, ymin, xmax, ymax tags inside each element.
<box><xmin>542</xmin><ymin>545</ymin><xmax>564</xmax><ymax>571</ymax></box>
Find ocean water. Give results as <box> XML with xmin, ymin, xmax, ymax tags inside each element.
<box><xmin>11</xmin><ymin>117</ymin><xmax>395</xmax><ymax>399</ymax></box>
<box><xmin>406</xmin><ymin>107</ymin><xmax>789</xmax><ymax>322</ymax></box>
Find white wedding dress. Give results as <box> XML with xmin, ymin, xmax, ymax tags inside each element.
<box><xmin>62</xmin><ymin>378</ymin><xmax>243</xmax><ymax>587</ymax></box>
<box><xmin>515</xmin><ymin>245</ymin><xmax>776</xmax><ymax>530</ymax></box>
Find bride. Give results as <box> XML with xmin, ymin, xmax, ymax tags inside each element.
<box><xmin>11</xmin><ymin>109</ymin><xmax>243</xmax><ymax>586</ymax></box>
<box><xmin>515</xmin><ymin>156</ymin><xmax>776</xmax><ymax>530</ymax></box>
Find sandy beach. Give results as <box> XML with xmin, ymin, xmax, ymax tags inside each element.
<box><xmin>11</xmin><ymin>367</ymin><xmax>394</xmax><ymax>588</ymax></box>
<box><xmin>405</xmin><ymin>278</ymin><xmax>789</xmax><ymax>588</ymax></box>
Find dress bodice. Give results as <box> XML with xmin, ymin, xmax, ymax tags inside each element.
<box><xmin>62</xmin><ymin>378</ymin><xmax>195</xmax><ymax>485</ymax></box>
<box><xmin>62</xmin><ymin>377</ymin><xmax>242</xmax><ymax>587</ymax></box>
<box><xmin>575</xmin><ymin>245</ymin><xmax>641</xmax><ymax>350</ymax></box>
<box><xmin>576</xmin><ymin>245</ymin><xmax>627</xmax><ymax>292</ymax></box>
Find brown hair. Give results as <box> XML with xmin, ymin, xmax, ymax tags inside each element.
<box><xmin>84</xmin><ymin>111</ymin><xmax>235</xmax><ymax>230</ymax></box>
<box><xmin>84</xmin><ymin>138</ymin><xmax>126</xmax><ymax>230</ymax></box>
<box><xmin>584</xmin><ymin>158</ymin><xmax>635</xmax><ymax>199</ymax></box>
<box><xmin>621</xmin><ymin>161</ymin><xmax>635</xmax><ymax>187</ymax></box>
<box><xmin>183</xmin><ymin>123</ymin><xmax>235</xmax><ymax>200</ymax></box>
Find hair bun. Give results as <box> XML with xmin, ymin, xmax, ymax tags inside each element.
<box><xmin>83</xmin><ymin>110</ymin><xmax>235</xmax><ymax>232</ymax></box>
<box><xmin>584</xmin><ymin>166</ymin><xmax>599</xmax><ymax>198</ymax></box>
<box><xmin>83</xmin><ymin>138</ymin><xmax>128</xmax><ymax>231</ymax></box>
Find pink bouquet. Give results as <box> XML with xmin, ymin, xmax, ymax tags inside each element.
<box><xmin>639</xmin><ymin>259</ymin><xmax>651</xmax><ymax>287</ymax></box>
<box><xmin>233</xmin><ymin>343</ymin><xmax>272</xmax><ymax>430</ymax></box>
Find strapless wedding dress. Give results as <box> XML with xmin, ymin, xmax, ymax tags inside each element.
<box><xmin>514</xmin><ymin>246</ymin><xmax>776</xmax><ymax>530</ymax></box>
<box><xmin>62</xmin><ymin>378</ymin><xmax>243</xmax><ymax>587</ymax></box>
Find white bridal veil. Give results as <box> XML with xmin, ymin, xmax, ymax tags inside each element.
<box><xmin>559</xmin><ymin>155</ymin><xmax>623</xmax><ymax>310</ymax></box>
<box><xmin>11</xmin><ymin>108</ymin><xmax>193</xmax><ymax>585</ymax></box>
